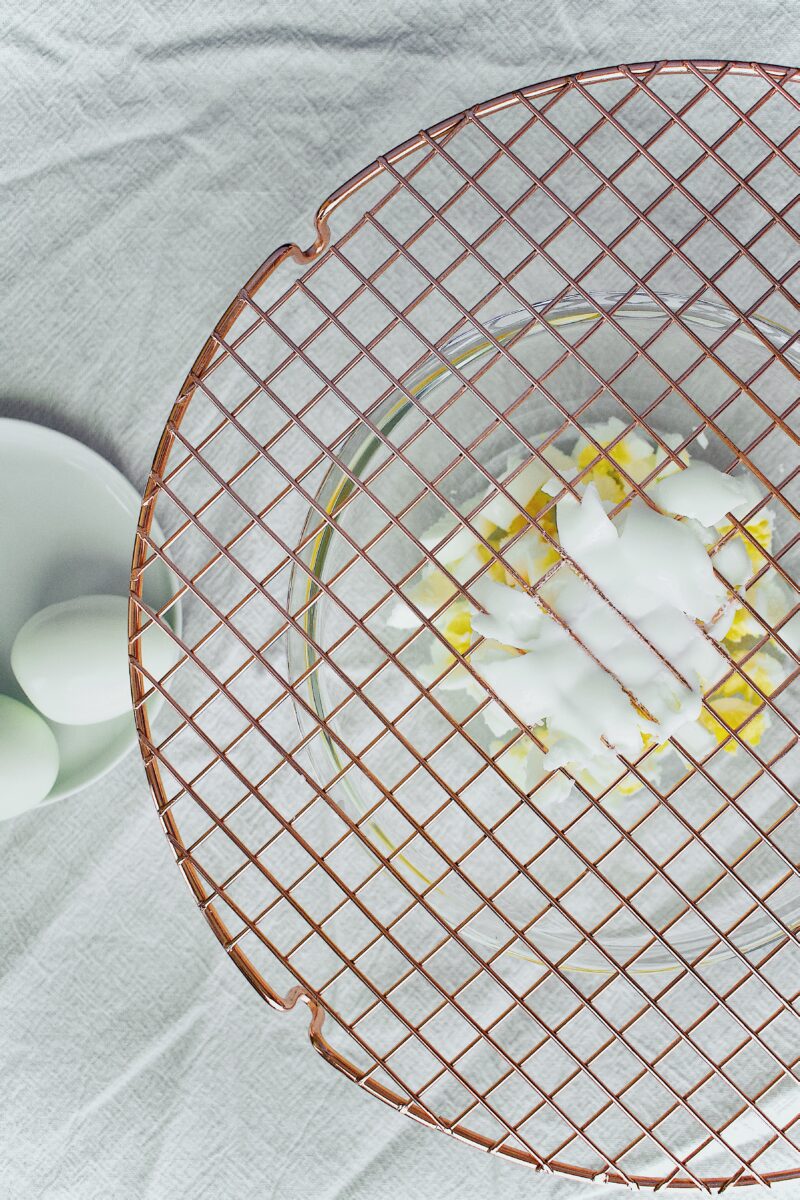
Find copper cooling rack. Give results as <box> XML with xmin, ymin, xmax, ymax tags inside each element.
<box><xmin>130</xmin><ymin>61</ymin><xmax>800</xmax><ymax>1189</ymax></box>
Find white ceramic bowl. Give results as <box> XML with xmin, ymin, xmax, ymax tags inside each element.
<box><xmin>0</xmin><ymin>418</ymin><xmax>180</xmax><ymax>807</ymax></box>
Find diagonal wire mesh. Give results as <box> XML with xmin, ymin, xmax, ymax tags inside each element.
<box><xmin>130</xmin><ymin>61</ymin><xmax>800</xmax><ymax>1189</ymax></box>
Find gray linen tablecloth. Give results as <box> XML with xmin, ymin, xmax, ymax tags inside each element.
<box><xmin>2</xmin><ymin>3</ymin><xmax>800</xmax><ymax>1195</ymax></box>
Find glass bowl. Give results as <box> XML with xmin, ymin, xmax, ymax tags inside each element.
<box><xmin>287</xmin><ymin>291</ymin><xmax>800</xmax><ymax>976</ymax></box>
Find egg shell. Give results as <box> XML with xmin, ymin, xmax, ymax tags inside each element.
<box><xmin>648</xmin><ymin>462</ymin><xmax>755</xmax><ymax>526</ymax></box>
<box><xmin>714</xmin><ymin>538</ymin><xmax>751</xmax><ymax>587</ymax></box>
<box><xmin>0</xmin><ymin>694</ymin><xmax>60</xmax><ymax>819</ymax></box>
<box><xmin>11</xmin><ymin>594</ymin><xmax>178</xmax><ymax>727</ymax></box>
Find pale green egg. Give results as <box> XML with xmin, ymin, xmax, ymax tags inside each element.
<box><xmin>11</xmin><ymin>594</ymin><xmax>178</xmax><ymax>727</ymax></box>
<box><xmin>0</xmin><ymin>694</ymin><xmax>59</xmax><ymax>820</ymax></box>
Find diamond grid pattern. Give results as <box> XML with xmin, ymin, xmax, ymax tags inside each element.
<box><xmin>131</xmin><ymin>63</ymin><xmax>800</xmax><ymax>1189</ymax></box>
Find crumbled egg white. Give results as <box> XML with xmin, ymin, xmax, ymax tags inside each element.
<box><xmin>389</xmin><ymin>418</ymin><xmax>794</xmax><ymax>801</ymax></box>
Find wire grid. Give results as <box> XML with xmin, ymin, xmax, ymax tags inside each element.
<box><xmin>130</xmin><ymin>61</ymin><xmax>800</xmax><ymax>1189</ymax></box>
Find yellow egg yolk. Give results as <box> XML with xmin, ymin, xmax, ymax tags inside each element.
<box><xmin>439</xmin><ymin>604</ymin><xmax>472</xmax><ymax>655</ymax></box>
<box><xmin>699</xmin><ymin>671</ymin><xmax>769</xmax><ymax>753</ymax></box>
<box><xmin>576</xmin><ymin>445</ymin><xmax>627</xmax><ymax>503</ymax></box>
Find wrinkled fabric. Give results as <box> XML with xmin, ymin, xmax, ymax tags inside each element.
<box><xmin>1</xmin><ymin>2</ymin><xmax>798</xmax><ymax>1196</ymax></box>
